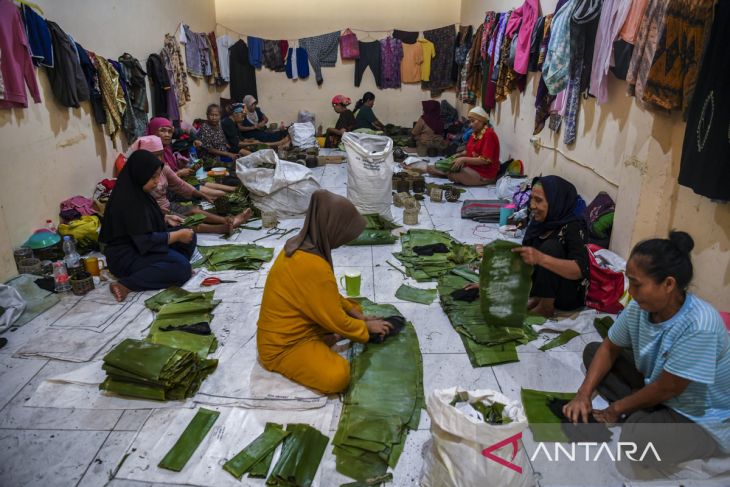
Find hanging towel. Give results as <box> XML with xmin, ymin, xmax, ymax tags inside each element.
<box><xmin>285</xmin><ymin>47</ymin><xmax>309</xmax><ymax>79</ymax></box>
<box><xmin>20</xmin><ymin>4</ymin><xmax>53</xmax><ymax>67</ymax></box>
<box><xmin>229</xmin><ymin>39</ymin><xmax>257</xmax><ymax>100</ymax></box>
<box><xmin>216</xmin><ymin>35</ymin><xmax>233</xmax><ymax>81</ymax></box>
<box><xmin>248</xmin><ymin>36</ymin><xmax>264</xmax><ymax>68</ymax></box>
<box><xmin>299</xmin><ymin>31</ymin><xmax>340</xmax><ymax>85</ymax></box>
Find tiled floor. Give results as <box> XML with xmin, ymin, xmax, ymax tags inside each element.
<box><xmin>0</xmin><ymin>159</ymin><xmax>726</xmax><ymax>487</ymax></box>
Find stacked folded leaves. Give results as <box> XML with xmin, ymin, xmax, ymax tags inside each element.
<box><xmin>434</xmin><ymin>155</ymin><xmax>456</xmax><ymax>173</ymax></box>
<box><xmin>347</xmin><ymin>214</ymin><xmax>399</xmax><ymax>246</ymax></box>
<box><xmin>266</xmin><ymin>424</ymin><xmax>329</xmax><ymax>487</ymax></box>
<box><xmin>333</xmin><ymin>299</ymin><xmax>424</xmax><ymax>482</ymax></box>
<box><xmin>393</xmin><ymin>229</ymin><xmax>478</xmax><ymax>282</ymax></box>
<box><xmin>147</xmin><ymin>291</ymin><xmax>220</xmax><ymax>358</ymax></box>
<box><xmin>192</xmin><ymin>244</ymin><xmax>274</xmax><ymax>271</ymax></box>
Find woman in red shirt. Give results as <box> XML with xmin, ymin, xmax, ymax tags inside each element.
<box><xmin>430</xmin><ymin>106</ymin><xmax>500</xmax><ymax>186</ymax></box>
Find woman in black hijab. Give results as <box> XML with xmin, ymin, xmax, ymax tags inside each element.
<box><xmin>100</xmin><ymin>150</ymin><xmax>196</xmax><ymax>302</ymax></box>
<box><xmin>512</xmin><ymin>176</ymin><xmax>590</xmax><ymax>317</ymax></box>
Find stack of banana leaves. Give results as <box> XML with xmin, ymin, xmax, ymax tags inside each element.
<box><xmin>347</xmin><ymin>214</ymin><xmax>399</xmax><ymax>246</ymax></box>
<box><xmin>433</xmin><ymin>156</ymin><xmax>456</xmax><ymax>173</ymax></box>
<box><xmin>333</xmin><ymin>298</ymin><xmax>424</xmax><ymax>482</ymax></box>
<box><xmin>393</xmin><ymin>229</ymin><xmax>478</xmax><ymax>281</ymax></box>
<box><xmin>192</xmin><ymin>244</ymin><xmax>274</xmax><ymax>271</ymax></box>
<box><xmin>147</xmin><ymin>291</ymin><xmax>220</xmax><ymax>358</ymax></box>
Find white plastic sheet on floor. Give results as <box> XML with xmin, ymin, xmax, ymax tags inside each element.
<box><xmin>115</xmin><ymin>404</ymin><xmax>334</xmax><ymax>486</ymax></box>
<box><xmin>530</xmin><ymin>309</ymin><xmax>607</xmax><ymax>334</ymax></box>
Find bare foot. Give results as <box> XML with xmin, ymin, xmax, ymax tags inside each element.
<box><xmin>110</xmin><ymin>282</ymin><xmax>130</xmax><ymax>302</ymax></box>
<box><xmin>531</xmin><ymin>299</ymin><xmax>556</xmax><ymax>318</ymax></box>
<box><xmin>230</xmin><ymin>208</ymin><xmax>253</xmax><ymax>228</ymax></box>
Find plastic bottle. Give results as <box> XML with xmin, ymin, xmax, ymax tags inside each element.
<box><xmin>46</xmin><ymin>219</ymin><xmax>57</xmax><ymax>232</ymax></box>
<box><xmin>62</xmin><ymin>236</ymin><xmax>82</xmax><ymax>277</ymax></box>
<box><xmin>189</xmin><ymin>146</ymin><xmax>200</xmax><ymax>163</ymax></box>
<box><xmin>53</xmin><ymin>261</ymin><xmax>71</xmax><ymax>293</ymax></box>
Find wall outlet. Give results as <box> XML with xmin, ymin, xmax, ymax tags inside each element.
<box><xmin>530</xmin><ymin>136</ymin><xmax>541</xmax><ymax>152</ymax></box>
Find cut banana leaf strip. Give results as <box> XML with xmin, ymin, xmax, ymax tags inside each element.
<box><xmin>147</xmin><ymin>293</ymin><xmax>219</xmax><ymax>358</ymax></box>
<box><xmin>192</xmin><ymin>244</ymin><xmax>274</xmax><ymax>271</ymax></box>
<box><xmin>393</xmin><ymin>230</ymin><xmax>478</xmax><ymax>282</ymax></box>
<box><xmin>145</xmin><ymin>287</ymin><xmax>199</xmax><ymax>312</ymax></box>
<box><xmin>347</xmin><ymin>229</ymin><xmax>397</xmax><ymax>246</ymax></box>
<box><xmin>248</xmin><ymin>448</ymin><xmax>275</xmax><ymax>478</ymax></box>
<box><xmin>521</xmin><ymin>388</ymin><xmax>576</xmax><ymax>442</ymax></box>
<box><xmin>223</xmin><ymin>423</ymin><xmax>289</xmax><ymax>480</ymax></box>
<box><xmin>158</xmin><ymin>408</ymin><xmax>220</xmax><ymax>472</ymax></box>
<box><xmin>539</xmin><ymin>329</ymin><xmax>580</xmax><ymax>351</ymax></box>
<box><xmin>450</xmin><ymin>266</ymin><xmax>479</xmax><ymax>283</ymax></box>
<box><xmin>181</xmin><ymin>213</ymin><xmax>206</xmax><ymax>228</ymax></box>
<box><xmin>434</xmin><ymin>155</ymin><xmax>455</xmax><ymax>173</ymax></box>
<box><xmin>594</xmin><ymin>316</ymin><xmax>614</xmax><ymax>338</ymax></box>
<box><xmin>266</xmin><ymin>423</ymin><xmax>329</xmax><ymax>487</ymax></box>
<box><xmin>394</xmin><ymin>284</ymin><xmax>437</xmax><ymax>305</ymax></box>
<box><xmin>480</xmin><ymin>240</ymin><xmax>533</xmax><ymax>327</ymax></box>
<box><xmin>340</xmin><ymin>473</ymin><xmax>394</xmax><ymax>486</ymax></box>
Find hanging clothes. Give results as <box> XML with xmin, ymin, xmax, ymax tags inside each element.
<box><xmin>229</xmin><ymin>39</ymin><xmax>257</xmax><ymax>100</ymax></box>
<box><xmin>528</xmin><ymin>16</ymin><xmax>546</xmax><ymax>72</ymax></box>
<box><xmin>146</xmin><ymin>54</ymin><xmax>169</xmax><ymax>118</ymax></box>
<box><xmin>180</xmin><ymin>24</ymin><xmax>211</xmax><ymax>78</ymax></box>
<box><xmin>76</xmin><ymin>43</ymin><xmax>105</xmax><ymax>124</ymax></box>
<box><xmin>285</xmin><ymin>47</ymin><xmax>309</xmax><ymax>79</ymax></box>
<box><xmin>678</xmin><ymin>0</ymin><xmax>730</xmax><ymax>201</ymax></box>
<box><xmin>401</xmin><ymin>42</ymin><xmax>423</xmax><ymax>83</ymax></box>
<box><xmin>163</xmin><ymin>33</ymin><xmax>190</xmax><ymax>105</ymax></box>
<box><xmin>206</xmin><ymin>32</ymin><xmax>223</xmax><ymax>85</ymax></box>
<box><xmin>0</xmin><ymin>0</ymin><xmax>41</xmax><ymax>109</ymax></box>
<box><xmin>465</xmin><ymin>23</ymin><xmax>485</xmax><ymax>101</ymax></box>
<box><xmin>44</xmin><ymin>21</ymin><xmax>88</xmax><ymax>108</ymax></box>
<box><xmin>118</xmin><ymin>53</ymin><xmax>149</xmax><ymax>140</ymax></box>
<box><xmin>354</xmin><ymin>41</ymin><xmax>381</xmax><ymax>87</ymax></box>
<box><xmin>247</xmin><ymin>36</ymin><xmax>264</xmax><ymax>68</ymax></box>
<box><xmin>92</xmin><ymin>53</ymin><xmax>126</xmax><ymax>147</ymax></box>
<box><xmin>619</xmin><ymin>0</ymin><xmax>650</xmax><ymax>43</ymax></box>
<box><xmin>279</xmin><ymin>40</ymin><xmax>289</xmax><ymax>60</ymax></box>
<box><xmin>216</xmin><ymin>34</ymin><xmax>233</xmax><ymax>82</ymax></box>
<box><xmin>422</xmin><ymin>25</ymin><xmax>456</xmax><ymax>96</ymax></box>
<box><xmin>417</xmin><ymin>39</ymin><xmax>436</xmax><ymax>82</ymax></box>
<box><xmin>299</xmin><ymin>31</ymin><xmax>340</xmax><ymax>85</ymax></box>
<box><xmin>589</xmin><ymin>0</ymin><xmax>632</xmax><ymax>104</ymax></box>
<box><xmin>379</xmin><ymin>37</ymin><xmax>403</xmax><ymax>89</ymax></box>
<box><xmin>511</xmin><ymin>0</ymin><xmax>542</xmax><ymax>74</ymax></box>
<box><xmin>160</xmin><ymin>49</ymin><xmax>180</xmax><ymax>122</ymax></box>
<box><xmin>393</xmin><ymin>29</ymin><xmax>419</xmax><ymax>45</ymax></box>
<box><xmin>453</xmin><ymin>25</ymin><xmax>473</xmax><ymax>83</ymax></box>
<box><xmin>642</xmin><ymin>0</ymin><xmax>714</xmax><ymax>113</ymax></box>
<box><xmin>542</xmin><ymin>0</ymin><xmax>578</xmax><ymax>95</ymax></box>
<box><xmin>533</xmin><ymin>13</ymin><xmax>556</xmax><ymax>134</ymax></box>
<box><xmin>263</xmin><ymin>39</ymin><xmax>285</xmax><ymax>72</ymax></box>
<box><xmin>625</xmin><ymin>0</ymin><xmax>671</xmax><ymax>101</ymax></box>
<box><xmin>20</xmin><ymin>4</ymin><xmax>52</xmax><ymax>68</ymax></box>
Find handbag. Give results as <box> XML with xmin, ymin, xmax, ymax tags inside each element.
<box><xmin>339</xmin><ymin>28</ymin><xmax>360</xmax><ymax>60</ymax></box>
<box><xmin>586</xmin><ymin>243</ymin><xmax>625</xmax><ymax>314</ymax></box>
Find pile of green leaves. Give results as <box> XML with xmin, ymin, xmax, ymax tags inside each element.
<box><xmin>434</xmin><ymin>156</ymin><xmax>456</xmax><ymax>173</ymax></box>
<box><xmin>393</xmin><ymin>229</ymin><xmax>478</xmax><ymax>282</ymax></box>
<box><xmin>347</xmin><ymin>214</ymin><xmax>399</xmax><ymax>246</ymax></box>
<box><xmin>192</xmin><ymin>244</ymin><xmax>274</xmax><ymax>271</ymax></box>
<box><xmin>223</xmin><ymin>423</ymin><xmax>290</xmax><ymax>480</ymax></box>
<box><xmin>147</xmin><ymin>291</ymin><xmax>220</xmax><ymax>358</ymax></box>
<box><xmin>450</xmin><ymin>395</ymin><xmax>512</xmax><ymax>424</ymax></box>
<box><xmin>521</xmin><ymin>388</ymin><xmax>577</xmax><ymax>442</ymax></box>
<box><xmin>333</xmin><ymin>299</ymin><xmax>424</xmax><ymax>483</ymax></box>
<box><xmin>267</xmin><ymin>424</ymin><xmax>329</xmax><ymax>487</ymax></box>
<box><xmin>181</xmin><ymin>213</ymin><xmax>206</xmax><ymax>228</ymax></box>
<box><xmin>438</xmin><ymin>271</ymin><xmax>538</xmax><ymax>367</ymax></box>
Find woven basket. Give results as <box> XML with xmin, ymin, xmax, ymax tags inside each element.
<box><xmin>403</xmin><ymin>208</ymin><xmax>419</xmax><ymax>225</ymax></box>
<box><xmin>70</xmin><ymin>273</ymin><xmax>94</xmax><ymax>296</ymax></box>
<box><xmin>411</xmin><ymin>177</ymin><xmax>426</xmax><ymax>194</ymax></box>
<box><xmin>430</xmin><ymin>187</ymin><xmax>443</xmax><ymax>202</ymax></box>
<box><xmin>395</xmin><ymin>179</ymin><xmax>410</xmax><ymax>194</ymax></box>
<box><xmin>18</xmin><ymin>258</ymin><xmax>42</xmax><ymax>275</ymax></box>
<box><xmin>445</xmin><ymin>190</ymin><xmax>461</xmax><ymax>202</ymax></box>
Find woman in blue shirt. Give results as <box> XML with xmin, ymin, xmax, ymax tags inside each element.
<box><xmin>564</xmin><ymin>231</ymin><xmax>729</xmax><ymax>472</ymax></box>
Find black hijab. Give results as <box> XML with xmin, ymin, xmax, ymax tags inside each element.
<box><xmin>523</xmin><ymin>176</ymin><xmax>582</xmax><ymax>245</ymax></box>
<box><xmin>100</xmin><ymin>150</ymin><xmax>166</xmax><ymax>244</ymax></box>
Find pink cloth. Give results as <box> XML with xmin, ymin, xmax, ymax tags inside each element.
<box><xmin>0</xmin><ymin>0</ymin><xmax>41</xmax><ymax>108</ymax></box>
<box><xmin>152</xmin><ymin>165</ymin><xmax>195</xmax><ymax>213</ymax></box>
<box><xmin>125</xmin><ymin>135</ymin><xmax>164</xmax><ymax>158</ymax></box>
<box><xmin>60</xmin><ymin>196</ymin><xmax>97</xmax><ymax>216</ymax></box>
<box><xmin>146</xmin><ymin>117</ymin><xmax>179</xmax><ymax>171</ymax></box>
<box><xmin>506</xmin><ymin>0</ymin><xmax>541</xmax><ymax>75</ymax></box>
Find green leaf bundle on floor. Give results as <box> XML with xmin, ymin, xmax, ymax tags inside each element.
<box><xmin>159</xmin><ymin>408</ymin><xmax>220</xmax><ymax>471</ymax></box>
<box><xmin>393</xmin><ymin>229</ymin><xmax>478</xmax><ymax>282</ymax></box>
<box><xmin>394</xmin><ymin>284</ymin><xmax>437</xmax><ymax>304</ymax></box>
<box><xmin>223</xmin><ymin>423</ymin><xmax>290</xmax><ymax>480</ymax></box>
<box><xmin>520</xmin><ymin>388</ymin><xmax>577</xmax><ymax>442</ymax></box>
<box><xmin>333</xmin><ymin>298</ymin><xmax>424</xmax><ymax>482</ymax></box>
<box><xmin>266</xmin><ymin>423</ymin><xmax>329</xmax><ymax>487</ymax></box>
<box><xmin>347</xmin><ymin>214</ymin><xmax>399</xmax><ymax>246</ymax></box>
<box><xmin>192</xmin><ymin>244</ymin><xmax>274</xmax><ymax>271</ymax></box>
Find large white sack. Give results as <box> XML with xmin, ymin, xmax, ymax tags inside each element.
<box><xmin>289</xmin><ymin>122</ymin><xmax>317</xmax><ymax>148</ymax></box>
<box><xmin>421</xmin><ymin>387</ymin><xmax>535</xmax><ymax>487</ymax></box>
<box><xmin>342</xmin><ymin>132</ymin><xmax>394</xmax><ymax>221</ymax></box>
<box><xmin>236</xmin><ymin>149</ymin><xmax>320</xmax><ymax>218</ymax></box>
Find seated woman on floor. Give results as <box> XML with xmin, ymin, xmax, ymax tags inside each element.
<box><xmin>412</xmin><ymin>100</ymin><xmax>447</xmax><ymax>156</ymax></box>
<box><xmin>239</xmin><ymin>95</ymin><xmax>290</xmax><ymax>146</ymax></box>
<box><xmin>221</xmin><ymin>103</ymin><xmax>253</xmax><ymax>154</ymax></box>
<box><xmin>197</xmin><ymin>104</ymin><xmax>251</xmax><ymax>161</ymax></box>
<box><xmin>146</xmin><ymin>117</ymin><xmax>236</xmax><ymax>199</ymax></box>
<box><xmin>325</xmin><ymin>95</ymin><xmax>357</xmax><ymax>148</ymax></box>
<box><xmin>257</xmin><ymin>190</ymin><xmax>393</xmax><ymax>394</ymax></box>
<box><xmin>564</xmin><ymin>231</ymin><xmax>729</xmax><ymax>474</ymax></box>
<box><xmin>101</xmin><ymin>150</ymin><xmax>196</xmax><ymax>302</ymax></box>
<box><xmin>353</xmin><ymin>92</ymin><xmax>385</xmax><ymax>131</ymax></box>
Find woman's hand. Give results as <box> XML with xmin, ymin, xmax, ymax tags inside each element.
<box><xmin>177</xmin><ymin>168</ymin><xmax>194</xmax><ymax>178</ymax></box>
<box><xmin>463</xmin><ymin>283</ymin><xmax>479</xmax><ymax>291</ymax></box>
<box><xmin>164</xmin><ymin>214</ymin><xmax>185</xmax><ymax>227</ymax></box>
<box><xmin>366</xmin><ymin>320</ymin><xmax>393</xmax><ymax>339</ymax></box>
<box><xmin>199</xmin><ymin>192</ymin><xmax>215</xmax><ymax>204</ymax></box>
<box><xmin>562</xmin><ymin>394</ymin><xmax>594</xmax><ymax>424</ymax></box>
<box><xmin>193</xmin><ymin>139</ymin><xmax>203</xmax><ymax>148</ymax></box>
<box><xmin>364</xmin><ymin>315</ymin><xmax>383</xmax><ymax>322</ymax></box>
<box><xmin>170</xmin><ymin>228</ymin><xmax>195</xmax><ymax>244</ymax></box>
<box><xmin>511</xmin><ymin>246</ymin><xmax>545</xmax><ymax>266</ymax></box>
<box><xmin>451</xmin><ymin>157</ymin><xmax>466</xmax><ymax>171</ymax></box>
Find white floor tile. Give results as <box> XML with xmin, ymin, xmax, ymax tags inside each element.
<box><xmin>0</xmin><ymin>355</ymin><xmax>46</xmax><ymax>411</ymax></box>
<box><xmin>78</xmin><ymin>431</ymin><xmax>137</xmax><ymax>487</ymax></box>
<box><xmin>397</xmin><ymin>303</ymin><xmax>465</xmax><ymax>354</ymax></box>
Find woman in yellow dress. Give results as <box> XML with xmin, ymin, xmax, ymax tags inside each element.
<box><xmin>257</xmin><ymin>190</ymin><xmax>392</xmax><ymax>393</ymax></box>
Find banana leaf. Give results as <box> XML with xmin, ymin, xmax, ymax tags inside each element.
<box><xmin>248</xmin><ymin>447</ymin><xmax>276</xmax><ymax>478</ymax></box>
<box><xmin>147</xmin><ymin>293</ymin><xmax>219</xmax><ymax>358</ymax></box>
<box><xmin>192</xmin><ymin>244</ymin><xmax>274</xmax><ymax>271</ymax></box>
<box><xmin>434</xmin><ymin>155</ymin><xmax>455</xmax><ymax>173</ymax></box>
<box><xmin>539</xmin><ymin>329</ymin><xmax>580</xmax><ymax>351</ymax></box>
<box><xmin>103</xmin><ymin>339</ymin><xmax>189</xmax><ymax>382</ymax></box>
<box><xmin>363</xmin><ymin>214</ymin><xmax>399</xmax><ymax>230</ymax></box>
<box><xmin>521</xmin><ymin>388</ymin><xmax>576</xmax><ymax>442</ymax></box>
<box><xmin>334</xmin><ymin>299</ymin><xmax>423</xmax><ymax>482</ymax></box>
<box><xmin>393</xmin><ymin>230</ymin><xmax>478</xmax><ymax>282</ymax></box>
<box><xmin>394</xmin><ymin>284</ymin><xmax>437</xmax><ymax>305</ymax></box>
<box><xmin>158</xmin><ymin>407</ymin><xmax>220</xmax><ymax>471</ymax></box>
<box><xmin>181</xmin><ymin>213</ymin><xmax>206</xmax><ymax>228</ymax></box>
<box><xmin>266</xmin><ymin>423</ymin><xmax>329</xmax><ymax>487</ymax></box>
<box><xmin>479</xmin><ymin>240</ymin><xmax>533</xmax><ymax>327</ymax></box>
<box><xmin>224</xmin><ymin>423</ymin><xmax>290</xmax><ymax>480</ymax></box>
<box><xmin>461</xmin><ymin>399</ymin><xmax>512</xmax><ymax>425</ymax></box>
<box><xmin>450</xmin><ymin>266</ymin><xmax>479</xmax><ymax>283</ymax></box>
<box><xmin>347</xmin><ymin>229</ymin><xmax>397</xmax><ymax>246</ymax></box>
<box><xmin>340</xmin><ymin>473</ymin><xmax>393</xmax><ymax>486</ymax></box>
<box><xmin>594</xmin><ymin>316</ymin><xmax>614</xmax><ymax>339</ymax></box>
<box><xmin>145</xmin><ymin>287</ymin><xmax>201</xmax><ymax>312</ymax></box>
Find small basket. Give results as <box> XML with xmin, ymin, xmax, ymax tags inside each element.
<box><xmin>403</xmin><ymin>208</ymin><xmax>419</xmax><ymax>225</ymax></box>
<box><xmin>70</xmin><ymin>272</ymin><xmax>94</xmax><ymax>296</ymax></box>
<box><xmin>262</xmin><ymin>211</ymin><xmax>278</xmax><ymax>229</ymax></box>
<box><xmin>395</xmin><ymin>179</ymin><xmax>410</xmax><ymax>194</ymax></box>
<box><xmin>430</xmin><ymin>187</ymin><xmax>443</xmax><ymax>202</ymax></box>
<box><xmin>445</xmin><ymin>190</ymin><xmax>461</xmax><ymax>202</ymax></box>
<box><xmin>411</xmin><ymin>177</ymin><xmax>426</xmax><ymax>194</ymax></box>
<box><xmin>18</xmin><ymin>258</ymin><xmax>42</xmax><ymax>275</ymax></box>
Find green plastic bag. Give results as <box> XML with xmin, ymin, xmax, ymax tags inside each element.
<box><xmin>394</xmin><ymin>284</ymin><xmax>437</xmax><ymax>305</ymax></box>
<box><xmin>479</xmin><ymin>240</ymin><xmax>533</xmax><ymax>327</ymax></box>
<box><xmin>159</xmin><ymin>408</ymin><xmax>220</xmax><ymax>471</ymax></box>
<box><xmin>223</xmin><ymin>423</ymin><xmax>290</xmax><ymax>479</ymax></box>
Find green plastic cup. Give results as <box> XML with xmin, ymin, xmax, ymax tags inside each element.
<box><xmin>340</xmin><ymin>272</ymin><xmax>362</xmax><ymax>297</ymax></box>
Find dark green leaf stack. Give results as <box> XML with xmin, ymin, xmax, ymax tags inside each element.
<box><xmin>192</xmin><ymin>244</ymin><xmax>274</xmax><ymax>271</ymax></box>
<box><xmin>347</xmin><ymin>214</ymin><xmax>400</xmax><ymax>246</ymax></box>
<box><xmin>393</xmin><ymin>229</ymin><xmax>478</xmax><ymax>282</ymax></box>
<box><xmin>223</xmin><ymin>423</ymin><xmax>290</xmax><ymax>480</ymax></box>
<box><xmin>147</xmin><ymin>291</ymin><xmax>220</xmax><ymax>358</ymax></box>
<box><xmin>266</xmin><ymin>424</ymin><xmax>329</xmax><ymax>487</ymax></box>
<box><xmin>333</xmin><ymin>299</ymin><xmax>424</xmax><ymax>482</ymax></box>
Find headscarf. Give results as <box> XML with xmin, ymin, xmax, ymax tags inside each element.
<box><xmin>421</xmin><ymin>100</ymin><xmax>443</xmax><ymax>134</ymax></box>
<box><xmin>522</xmin><ymin>175</ymin><xmax>583</xmax><ymax>245</ymax></box>
<box><xmin>124</xmin><ymin>135</ymin><xmax>163</xmax><ymax>159</ymax></box>
<box><xmin>468</xmin><ymin>106</ymin><xmax>489</xmax><ymax>123</ymax></box>
<box><xmin>243</xmin><ymin>95</ymin><xmax>258</xmax><ymax>124</ymax></box>
<box><xmin>230</xmin><ymin>102</ymin><xmax>245</xmax><ymax>114</ymax></box>
<box><xmin>284</xmin><ymin>190</ymin><xmax>366</xmax><ymax>267</ymax></box>
<box><xmin>331</xmin><ymin>94</ymin><xmax>352</xmax><ymax>106</ymax></box>
<box><xmin>99</xmin><ymin>150</ymin><xmax>165</xmax><ymax>245</ymax></box>
<box><xmin>145</xmin><ymin>117</ymin><xmax>177</xmax><ymax>171</ymax></box>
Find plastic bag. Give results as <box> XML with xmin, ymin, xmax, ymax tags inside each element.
<box><xmin>421</xmin><ymin>387</ymin><xmax>534</xmax><ymax>487</ymax></box>
<box><xmin>58</xmin><ymin>216</ymin><xmax>100</xmax><ymax>243</ymax></box>
<box><xmin>496</xmin><ymin>176</ymin><xmax>527</xmax><ymax>201</ymax></box>
<box><xmin>296</xmin><ymin>110</ymin><xmax>316</xmax><ymax>127</ymax></box>
<box><xmin>343</xmin><ymin>132</ymin><xmax>394</xmax><ymax>221</ymax></box>
<box><xmin>586</xmin><ymin>244</ymin><xmax>626</xmax><ymax>314</ymax></box>
<box><xmin>288</xmin><ymin>122</ymin><xmax>317</xmax><ymax>149</ymax></box>
<box><xmin>339</xmin><ymin>28</ymin><xmax>360</xmax><ymax>60</ymax></box>
<box><xmin>236</xmin><ymin>150</ymin><xmax>320</xmax><ymax>218</ymax></box>
<box><xmin>0</xmin><ymin>284</ymin><xmax>26</xmax><ymax>332</ymax></box>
